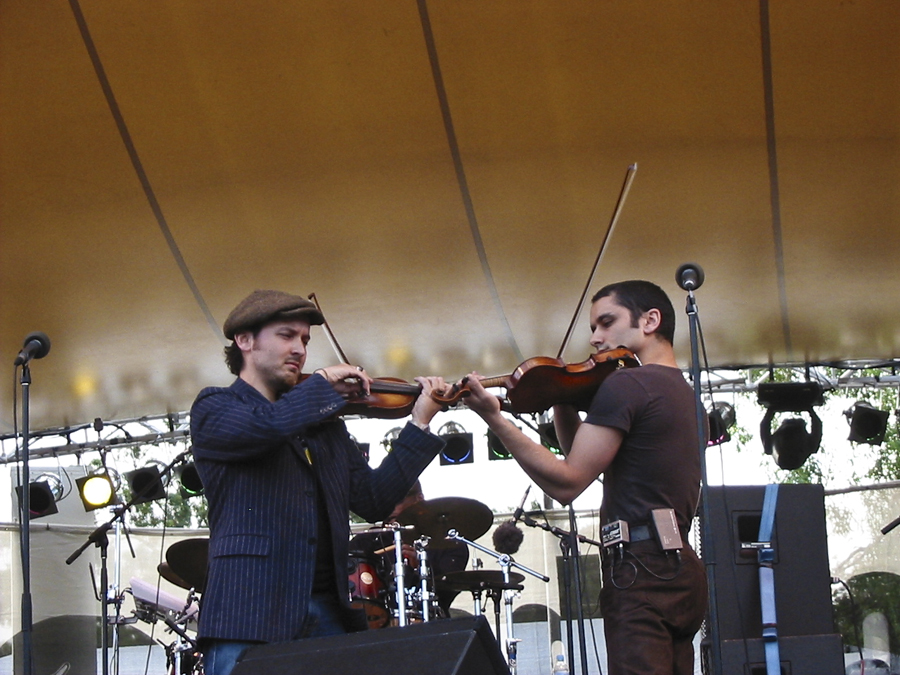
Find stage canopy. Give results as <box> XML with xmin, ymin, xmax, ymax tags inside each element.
<box><xmin>2</xmin><ymin>0</ymin><xmax>899</xmax><ymax>431</ymax></box>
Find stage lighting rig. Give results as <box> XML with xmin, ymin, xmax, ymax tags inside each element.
<box><xmin>16</xmin><ymin>473</ymin><xmax>64</xmax><ymax>520</ymax></box>
<box><xmin>438</xmin><ymin>422</ymin><xmax>474</xmax><ymax>465</ymax></box>
<box><xmin>758</xmin><ymin>381</ymin><xmax>824</xmax><ymax>470</ymax></box>
<box><xmin>844</xmin><ymin>401</ymin><xmax>890</xmax><ymax>445</ymax></box>
<box><xmin>487</xmin><ymin>428</ymin><xmax>513</xmax><ymax>460</ymax></box>
<box><xmin>124</xmin><ymin>464</ymin><xmax>167</xmax><ymax>505</ymax></box>
<box><xmin>707</xmin><ymin>401</ymin><xmax>736</xmax><ymax>446</ymax></box>
<box><xmin>176</xmin><ymin>462</ymin><xmax>205</xmax><ymax>498</ymax></box>
<box><xmin>75</xmin><ymin>471</ymin><xmax>119</xmax><ymax>511</ymax></box>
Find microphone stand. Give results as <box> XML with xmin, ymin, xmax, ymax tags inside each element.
<box><xmin>446</xmin><ymin>529</ymin><xmax>549</xmax><ymax>675</ymax></box>
<box><xmin>516</xmin><ymin>510</ymin><xmax>601</xmax><ymax>675</ymax></box>
<box><xmin>881</xmin><ymin>514</ymin><xmax>900</xmax><ymax>535</ymax></box>
<box><xmin>66</xmin><ymin>451</ymin><xmax>191</xmax><ymax>675</ymax></box>
<box><xmin>566</xmin><ymin>506</ymin><xmax>589</xmax><ymax>675</ymax></box>
<box><xmin>516</xmin><ymin>428</ymin><xmax>590</xmax><ymax>675</ymax></box>
<box><xmin>17</xmin><ymin>363</ymin><xmax>35</xmax><ymax>675</ymax></box>
<box><xmin>679</xmin><ymin>266</ymin><xmax>723</xmax><ymax>675</ymax></box>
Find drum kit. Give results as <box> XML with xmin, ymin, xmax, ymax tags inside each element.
<box><xmin>126</xmin><ymin>539</ymin><xmax>208</xmax><ymax>674</ymax></box>
<box><xmin>348</xmin><ymin>496</ymin><xmax>499</xmax><ymax>628</ymax></box>
<box><xmin>348</xmin><ymin>496</ymin><xmax>548</xmax><ymax>673</ymax></box>
<box><xmin>125</xmin><ymin>496</ymin><xmax>546</xmax><ymax>674</ymax></box>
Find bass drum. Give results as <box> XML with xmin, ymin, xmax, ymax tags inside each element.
<box><xmin>348</xmin><ymin>556</ymin><xmax>390</xmax><ymax>629</ymax></box>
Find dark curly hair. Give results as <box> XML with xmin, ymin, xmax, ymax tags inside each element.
<box><xmin>223</xmin><ymin>326</ymin><xmax>262</xmax><ymax>376</ymax></box>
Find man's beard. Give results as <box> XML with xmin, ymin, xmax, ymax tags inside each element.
<box><xmin>267</xmin><ymin>366</ymin><xmax>301</xmax><ymax>398</ymax></box>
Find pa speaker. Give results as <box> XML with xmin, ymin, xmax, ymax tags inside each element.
<box><xmin>720</xmin><ymin>633</ymin><xmax>844</xmax><ymax>675</ymax></box>
<box><xmin>706</xmin><ymin>484</ymin><xmax>836</xmax><ymax>640</ymax></box>
<box><xmin>232</xmin><ymin>615</ymin><xmax>510</xmax><ymax>675</ymax></box>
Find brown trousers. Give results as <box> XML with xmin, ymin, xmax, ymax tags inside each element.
<box><xmin>600</xmin><ymin>541</ymin><xmax>708</xmax><ymax>675</ymax></box>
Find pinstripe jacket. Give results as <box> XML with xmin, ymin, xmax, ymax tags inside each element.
<box><xmin>190</xmin><ymin>374</ymin><xmax>443</xmax><ymax>643</ymax></box>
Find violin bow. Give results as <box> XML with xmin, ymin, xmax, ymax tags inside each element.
<box><xmin>555</xmin><ymin>163</ymin><xmax>638</xmax><ymax>359</ymax></box>
<box><xmin>308</xmin><ymin>292</ymin><xmax>353</xmax><ymax>364</ymax></box>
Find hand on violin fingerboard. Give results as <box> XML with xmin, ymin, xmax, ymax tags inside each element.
<box><xmin>410</xmin><ymin>376</ymin><xmax>449</xmax><ymax>430</ymax></box>
<box><xmin>314</xmin><ymin>364</ymin><xmax>373</xmax><ymax>398</ymax></box>
<box><xmin>457</xmin><ymin>373</ymin><xmax>502</xmax><ymax>419</ymax></box>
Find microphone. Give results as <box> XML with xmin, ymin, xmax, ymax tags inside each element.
<box><xmin>493</xmin><ymin>521</ymin><xmax>524</xmax><ymax>555</ymax></box>
<box><xmin>675</xmin><ymin>263</ymin><xmax>705</xmax><ymax>291</ymax></box>
<box><xmin>493</xmin><ymin>486</ymin><xmax>531</xmax><ymax>555</ymax></box>
<box><xmin>14</xmin><ymin>331</ymin><xmax>51</xmax><ymax>366</ymax></box>
<box><xmin>512</xmin><ymin>485</ymin><xmax>531</xmax><ymax>523</ymax></box>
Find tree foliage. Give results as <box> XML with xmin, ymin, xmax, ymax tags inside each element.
<box><xmin>833</xmin><ymin>572</ymin><xmax>900</xmax><ymax>652</ymax></box>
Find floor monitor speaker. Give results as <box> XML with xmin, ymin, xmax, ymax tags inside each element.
<box><xmin>720</xmin><ymin>633</ymin><xmax>845</xmax><ymax>675</ymax></box>
<box><xmin>232</xmin><ymin>615</ymin><xmax>510</xmax><ymax>675</ymax></box>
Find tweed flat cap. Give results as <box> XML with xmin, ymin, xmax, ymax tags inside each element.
<box><xmin>223</xmin><ymin>290</ymin><xmax>324</xmax><ymax>340</ymax></box>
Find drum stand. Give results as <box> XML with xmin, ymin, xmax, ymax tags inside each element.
<box><xmin>159</xmin><ymin>611</ymin><xmax>199</xmax><ymax>675</ymax></box>
<box><xmin>132</xmin><ymin>592</ymin><xmax>199</xmax><ymax>675</ymax></box>
<box><xmin>387</xmin><ymin>523</ymin><xmax>426</xmax><ymax>627</ymax></box>
<box><xmin>446</xmin><ymin>529</ymin><xmax>549</xmax><ymax>674</ymax></box>
<box><xmin>390</xmin><ymin>525</ymin><xmax>408</xmax><ymax>627</ymax></box>
<box><xmin>414</xmin><ymin>537</ymin><xmax>433</xmax><ymax>622</ymax></box>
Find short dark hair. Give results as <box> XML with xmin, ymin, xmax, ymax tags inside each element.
<box><xmin>592</xmin><ymin>280</ymin><xmax>676</xmax><ymax>345</ymax></box>
<box><xmin>223</xmin><ymin>326</ymin><xmax>262</xmax><ymax>376</ymax></box>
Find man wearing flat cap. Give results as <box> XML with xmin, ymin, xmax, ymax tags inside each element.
<box><xmin>190</xmin><ymin>290</ymin><xmax>448</xmax><ymax>675</ymax></box>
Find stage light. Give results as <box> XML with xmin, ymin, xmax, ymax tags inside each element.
<box><xmin>124</xmin><ymin>465</ymin><xmax>167</xmax><ymax>504</ymax></box>
<box><xmin>707</xmin><ymin>401</ymin><xmax>736</xmax><ymax>446</ymax></box>
<box><xmin>76</xmin><ymin>471</ymin><xmax>118</xmax><ymax>511</ymax></box>
<box><xmin>487</xmin><ymin>429</ymin><xmax>513</xmax><ymax>460</ymax></box>
<box><xmin>176</xmin><ymin>463</ymin><xmax>204</xmax><ymax>499</ymax></box>
<box><xmin>758</xmin><ymin>382</ymin><xmax>824</xmax><ymax>470</ymax></box>
<box><xmin>16</xmin><ymin>474</ymin><xmax>63</xmax><ymax>520</ymax></box>
<box><xmin>438</xmin><ymin>422</ymin><xmax>474</xmax><ymax>465</ymax></box>
<box><xmin>538</xmin><ymin>422</ymin><xmax>562</xmax><ymax>455</ymax></box>
<box><xmin>844</xmin><ymin>401</ymin><xmax>890</xmax><ymax>445</ymax></box>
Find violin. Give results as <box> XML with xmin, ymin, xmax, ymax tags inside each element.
<box><xmin>307</xmin><ymin>293</ymin><xmax>429</xmax><ymax>420</ymax></box>
<box><xmin>436</xmin><ymin>347</ymin><xmax>640</xmax><ymax>414</ymax></box>
<box><xmin>306</xmin><ymin>346</ymin><xmax>638</xmax><ymax>418</ymax></box>
<box><xmin>297</xmin><ymin>372</ymin><xmax>424</xmax><ymax>420</ymax></box>
<box><xmin>339</xmin><ymin>377</ymin><xmax>423</xmax><ymax>420</ymax></box>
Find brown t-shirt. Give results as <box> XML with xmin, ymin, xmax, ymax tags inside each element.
<box><xmin>584</xmin><ymin>364</ymin><xmax>702</xmax><ymax>534</ymax></box>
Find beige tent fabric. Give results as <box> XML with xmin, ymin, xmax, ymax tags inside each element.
<box><xmin>1</xmin><ymin>1</ymin><xmax>899</xmax><ymax>432</ymax></box>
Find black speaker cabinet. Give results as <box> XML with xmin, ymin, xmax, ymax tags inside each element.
<box><xmin>232</xmin><ymin>615</ymin><xmax>511</xmax><ymax>675</ymax></box>
<box><xmin>720</xmin><ymin>633</ymin><xmax>845</xmax><ymax>675</ymax></box>
<box><xmin>706</xmin><ymin>484</ymin><xmax>836</xmax><ymax>640</ymax></box>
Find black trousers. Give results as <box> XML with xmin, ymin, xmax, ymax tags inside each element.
<box><xmin>600</xmin><ymin>541</ymin><xmax>708</xmax><ymax>675</ymax></box>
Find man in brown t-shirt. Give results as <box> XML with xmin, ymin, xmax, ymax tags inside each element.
<box><xmin>461</xmin><ymin>280</ymin><xmax>707</xmax><ymax>675</ymax></box>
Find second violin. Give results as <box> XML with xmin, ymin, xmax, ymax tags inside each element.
<box><xmin>437</xmin><ymin>347</ymin><xmax>640</xmax><ymax>414</ymax></box>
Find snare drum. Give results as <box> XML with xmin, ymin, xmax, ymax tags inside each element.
<box><xmin>348</xmin><ymin>556</ymin><xmax>389</xmax><ymax>629</ymax></box>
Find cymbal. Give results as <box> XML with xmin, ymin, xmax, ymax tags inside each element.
<box><xmin>436</xmin><ymin>570</ymin><xmax>525</xmax><ymax>592</ymax></box>
<box><xmin>396</xmin><ymin>497</ymin><xmax>493</xmax><ymax>543</ymax></box>
<box><xmin>165</xmin><ymin>538</ymin><xmax>209</xmax><ymax>593</ymax></box>
<box><xmin>157</xmin><ymin>562</ymin><xmax>192</xmax><ymax>592</ymax></box>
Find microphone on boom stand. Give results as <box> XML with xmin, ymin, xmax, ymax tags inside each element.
<box><xmin>14</xmin><ymin>330</ymin><xmax>52</xmax><ymax>675</ymax></box>
<box><xmin>493</xmin><ymin>486</ymin><xmax>530</xmax><ymax>555</ymax></box>
<box><xmin>14</xmin><ymin>331</ymin><xmax>51</xmax><ymax>367</ymax></box>
<box><xmin>676</xmin><ymin>263</ymin><xmax>705</xmax><ymax>292</ymax></box>
<box><xmin>676</xmin><ymin>261</ymin><xmax>723</xmax><ymax>675</ymax></box>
